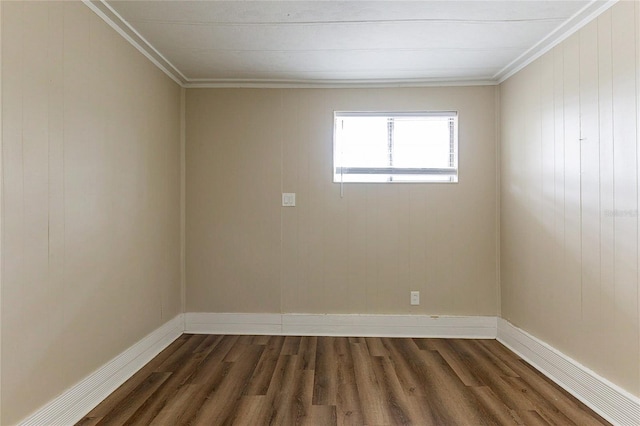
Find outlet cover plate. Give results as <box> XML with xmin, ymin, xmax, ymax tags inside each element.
<box><xmin>282</xmin><ymin>193</ymin><xmax>296</xmax><ymax>207</ymax></box>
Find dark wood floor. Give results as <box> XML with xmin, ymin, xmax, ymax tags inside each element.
<box><xmin>77</xmin><ymin>334</ymin><xmax>609</xmax><ymax>425</ymax></box>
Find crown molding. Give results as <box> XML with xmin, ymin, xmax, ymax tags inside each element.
<box><xmin>184</xmin><ymin>78</ymin><xmax>499</xmax><ymax>89</ymax></box>
<box><xmin>82</xmin><ymin>0</ymin><xmax>187</xmax><ymax>86</ymax></box>
<box><xmin>495</xmin><ymin>0</ymin><xmax>618</xmax><ymax>83</ymax></box>
<box><xmin>81</xmin><ymin>1</ymin><xmax>500</xmax><ymax>89</ymax></box>
<box><xmin>82</xmin><ymin>0</ymin><xmax>501</xmax><ymax>89</ymax></box>
<box><xmin>87</xmin><ymin>0</ymin><xmax>615</xmax><ymax>89</ymax></box>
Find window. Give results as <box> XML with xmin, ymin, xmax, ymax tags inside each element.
<box><xmin>333</xmin><ymin>111</ymin><xmax>458</xmax><ymax>183</ymax></box>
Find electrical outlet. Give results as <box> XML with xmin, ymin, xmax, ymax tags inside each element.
<box><xmin>410</xmin><ymin>291</ymin><xmax>420</xmax><ymax>305</ymax></box>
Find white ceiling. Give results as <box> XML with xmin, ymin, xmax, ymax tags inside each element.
<box><xmin>91</xmin><ymin>0</ymin><xmax>614</xmax><ymax>87</ymax></box>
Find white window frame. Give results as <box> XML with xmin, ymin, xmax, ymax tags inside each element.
<box><xmin>333</xmin><ymin>111</ymin><xmax>459</xmax><ymax>183</ymax></box>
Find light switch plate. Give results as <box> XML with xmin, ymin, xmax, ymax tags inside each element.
<box><xmin>282</xmin><ymin>193</ymin><xmax>296</xmax><ymax>207</ymax></box>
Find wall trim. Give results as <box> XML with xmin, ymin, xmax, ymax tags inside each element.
<box><xmin>183</xmin><ymin>79</ymin><xmax>500</xmax><ymax>89</ymax></box>
<box><xmin>17</xmin><ymin>315</ymin><xmax>185</xmax><ymax>426</ymax></box>
<box><xmin>82</xmin><ymin>0</ymin><xmax>186</xmax><ymax>86</ymax></box>
<box><xmin>13</xmin><ymin>315</ymin><xmax>640</xmax><ymax>425</ymax></box>
<box><xmin>179</xmin><ymin>87</ymin><xmax>186</xmax><ymax>315</ymax></box>
<box><xmin>83</xmin><ymin>1</ymin><xmax>617</xmax><ymax>89</ymax></box>
<box><xmin>497</xmin><ymin>318</ymin><xmax>640</xmax><ymax>426</ymax></box>
<box><xmin>495</xmin><ymin>0</ymin><xmax>618</xmax><ymax>83</ymax></box>
<box><xmin>185</xmin><ymin>313</ymin><xmax>498</xmax><ymax>338</ymax></box>
<box><xmin>81</xmin><ymin>0</ymin><xmax>499</xmax><ymax>89</ymax></box>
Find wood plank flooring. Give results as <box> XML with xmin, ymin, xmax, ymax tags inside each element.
<box><xmin>77</xmin><ymin>335</ymin><xmax>610</xmax><ymax>425</ymax></box>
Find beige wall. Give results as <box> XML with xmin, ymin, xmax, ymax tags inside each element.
<box><xmin>500</xmin><ymin>1</ymin><xmax>640</xmax><ymax>397</ymax></box>
<box><xmin>10</xmin><ymin>0</ymin><xmax>639</xmax><ymax>421</ymax></box>
<box><xmin>1</xmin><ymin>2</ymin><xmax>182</xmax><ymax>424</ymax></box>
<box><xmin>186</xmin><ymin>87</ymin><xmax>498</xmax><ymax>315</ymax></box>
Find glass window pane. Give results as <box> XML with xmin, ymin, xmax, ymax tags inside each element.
<box><xmin>338</xmin><ymin>116</ymin><xmax>388</xmax><ymax>168</ymax></box>
<box><xmin>393</xmin><ymin>117</ymin><xmax>451</xmax><ymax>168</ymax></box>
<box><xmin>334</xmin><ymin>111</ymin><xmax>457</xmax><ymax>183</ymax></box>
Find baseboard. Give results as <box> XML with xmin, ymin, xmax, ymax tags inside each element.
<box><xmin>14</xmin><ymin>314</ymin><xmax>639</xmax><ymax>425</ymax></box>
<box><xmin>497</xmin><ymin>318</ymin><xmax>640</xmax><ymax>426</ymax></box>
<box><xmin>18</xmin><ymin>314</ymin><xmax>185</xmax><ymax>426</ymax></box>
<box><xmin>185</xmin><ymin>312</ymin><xmax>498</xmax><ymax>338</ymax></box>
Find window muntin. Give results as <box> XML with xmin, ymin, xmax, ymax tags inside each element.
<box><xmin>333</xmin><ymin>111</ymin><xmax>458</xmax><ymax>183</ymax></box>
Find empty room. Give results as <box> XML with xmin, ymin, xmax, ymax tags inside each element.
<box><xmin>1</xmin><ymin>0</ymin><xmax>639</xmax><ymax>425</ymax></box>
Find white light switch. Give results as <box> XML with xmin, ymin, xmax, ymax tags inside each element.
<box><xmin>282</xmin><ymin>193</ymin><xmax>296</xmax><ymax>207</ymax></box>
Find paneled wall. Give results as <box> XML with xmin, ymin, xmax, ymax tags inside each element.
<box><xmin>186</xmin><ymin>87</ymin><xmax>498</xmax><ymax>316</ymax></box>
<box><xmin>1</xmin><ymin>2</ymin><xmax>182</xmax><ymax>424</ymax></box>
<box><xmin>501</xmin><ymin>1</ymin><xmax>640</xmax><ymax>397</ymax></box>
